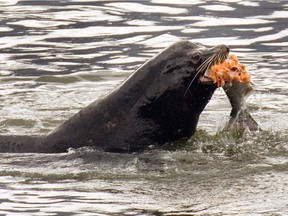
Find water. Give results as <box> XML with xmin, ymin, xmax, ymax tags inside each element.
<box><xmin>0</xmin><ymin>0</ymin><xmax>288</xmax><ymax>215</ymax></box>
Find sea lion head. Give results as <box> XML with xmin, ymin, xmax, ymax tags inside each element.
<box><xmin>134</xmin><ymin>41</ymin><xmax>230</xmax><ymax>148</ymax></box>
<box><xmin>144</xmin><ymin>41</ymin><xmax>230</xmax><ymax>96</ymax></box>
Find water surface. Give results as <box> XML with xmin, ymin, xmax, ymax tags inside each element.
<box><xmin>0</xmin><ymin>0</ymin><xmax>288</xmax><ymax>215</ymax></box>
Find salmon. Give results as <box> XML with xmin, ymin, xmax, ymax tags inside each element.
<box><xmin>223</xmin><ymin>81</ymin><xmax>261</xmax><ymax>131</ymax></box>
<box><xmin>197</xmin><ymin>50</ymin><xmax>261</xmax><ymax>132</ymax></box>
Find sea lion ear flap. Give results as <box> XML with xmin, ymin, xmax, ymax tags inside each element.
<box><xmin>163</xmin><ymin>64</ymin><xmax>175</xmax><ymax>74</ymax></box>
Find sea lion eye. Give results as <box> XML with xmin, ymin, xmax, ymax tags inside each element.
<box><xmin>192</xmin><ymin>52</ymin><xmax>201</xmax><ymax>61</ymax></box>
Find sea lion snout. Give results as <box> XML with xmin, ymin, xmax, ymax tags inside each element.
<box><xmin>210</xmin><ymin>44</ymin><xmax>230</xmax><ymax>55</ymax></box>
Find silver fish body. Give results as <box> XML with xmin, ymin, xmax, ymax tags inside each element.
<box><xmin>223</xmin><ymin>81</ymin><xmax>260</xmax><ymax>131</ymax></box>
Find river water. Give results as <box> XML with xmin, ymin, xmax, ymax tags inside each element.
<box><xmin>0</xmin><ymin>0</ymin><xmax>288</xmax><ymax>215</ymax></box>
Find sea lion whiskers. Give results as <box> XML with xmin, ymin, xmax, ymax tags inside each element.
<box><xmin>183</xmin><ymin>68</ymin><xmax>203</xmax><ymax>97</ymax></box>
<box><xmin>184</xmin><ymin>51</ymin><xmax>228</xmax><ymax>97</ymax></box>
<box><xmin>196</xmin><ymin>53</ymin><xmax>216</xmax><ymax>74</ymax></box>
<box><xmin>199</xmin><ymin>51</ymin><xmax>229</xmax><ymax>79</ymax></box>
<box><xmin>184</xmin><ymin>54</ymin><xmax>216</xmax><ymax>97</ymax></box>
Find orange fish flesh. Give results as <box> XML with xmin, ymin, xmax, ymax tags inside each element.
<box><xmin>209</xmin><ymin>54</ymin><xmax>250</xmax><ymax>87</ymax></box>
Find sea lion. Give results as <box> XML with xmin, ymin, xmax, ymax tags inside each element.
<box><xmin>0</xmin><ymin>40</ymin><xmax>229</xmax><ymax>153</ymax></box>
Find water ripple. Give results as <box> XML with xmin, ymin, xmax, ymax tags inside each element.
<box><xmin>106</xmin><ymin>2</ymin><xmax>188</xmax><ymax>14</ymax></box>
<box><xmin>0</xmin><ymin>0</ymin><xmax>288</xmax><ymax>215</ymax></box>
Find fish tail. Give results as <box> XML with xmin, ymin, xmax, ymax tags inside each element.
<box><xmin>225</xmin><ymin>109</ymin><xmax>261</xmax><ymax>132</ymax></box>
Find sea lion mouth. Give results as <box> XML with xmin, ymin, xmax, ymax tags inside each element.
<box><xmin>197</xmin><ymin>44</ymin><xmax>230</xmax><ymax>84</ymax></box>
<box><xmin>184</xmin><ymin>44</ymin><xmax>229</xmax><ymax>97</ymax></box>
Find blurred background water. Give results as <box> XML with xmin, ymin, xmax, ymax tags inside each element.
<box><xmin>0</xmin><ymin>0</ymin><xmax>288</xmax><ymax>215</ymax></box>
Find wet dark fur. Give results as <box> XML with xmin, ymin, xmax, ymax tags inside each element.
<box><xmin>0</xmin><ymin>41</ymin><xmax>228</xmax><ymax>153</ymax></box>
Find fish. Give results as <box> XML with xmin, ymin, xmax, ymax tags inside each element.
<box><xmin>197</xmin><ymin>50</ymin><xmax>261</xmax><ymax>132</ymax></box>
<box><xmin>222</xmin><ymin>81</ymin><xmax>261</xmax><ymax>131</ymax></box>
